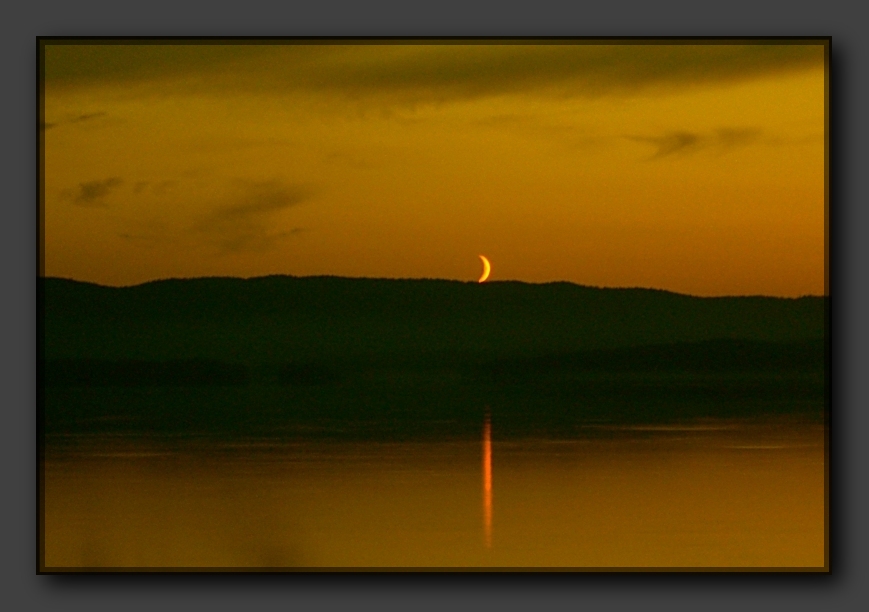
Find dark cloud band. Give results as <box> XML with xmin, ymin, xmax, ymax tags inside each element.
<box><xmin>43</xmin><ymin>42</ymin><xmax>825</xmax><ymax>105</ymax></box>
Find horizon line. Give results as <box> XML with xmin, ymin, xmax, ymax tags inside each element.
<box><xmin>38</xmin><ymin>273</ymin><xmax>828</xmax><ymax>300</ymax></box>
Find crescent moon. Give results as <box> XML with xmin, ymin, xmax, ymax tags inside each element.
<box><xmin>478</xmin><ymin>255</ymin><xmax>491</xmax><ymax>283</ymax></box>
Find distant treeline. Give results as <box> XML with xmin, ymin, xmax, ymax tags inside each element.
<box><xmin>42</xmin><ymin>338</ymin><xmax>825</xmax><ymax>388</ymax></box>
<box><xmin>484</xmin><ymin>338</ymin><xmax>825</xmax><ymax>380</ymax></box>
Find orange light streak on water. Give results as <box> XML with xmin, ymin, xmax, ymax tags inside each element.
<box><xmin>483</xmin><ymin>412</ymin><xmax>492</xmax><ymax>548</ymax></box>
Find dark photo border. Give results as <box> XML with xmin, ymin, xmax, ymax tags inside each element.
<box><xmin>35</xmin><ymin>35</ymin><xmax>831</xmax><ymax>575</ymax></box>
<box><xmin>6</xmin><ymin>1</ymin><xmax>865</xmax><ymax>610</ymax></box>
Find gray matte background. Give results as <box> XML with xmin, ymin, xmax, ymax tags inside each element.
<box><xmin>5</xmin><ymin>0</ymin><xmax>864</xmax><ymax>610</ymax></box>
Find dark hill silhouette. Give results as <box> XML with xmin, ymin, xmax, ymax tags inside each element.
<box><xmin>39</xmin><ymin>276</ymin><xmax>827</xmax><ymax>439</ymax></box>
<box><xmin>41</xmin><ymin>275</ymin><xmax>824</xmax><ymax>359</ymax></box>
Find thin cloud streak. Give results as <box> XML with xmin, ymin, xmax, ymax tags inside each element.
<box><xmin>195</xmin><ymin>180</ymin><xmax>311</xmax><ymax>253</ymax></box>
<box><xmin>42</xmin><ymin>111</ymin><xmax>107</xmax><ymax>131</ymax></box>
<box><xmin>214</xmin><ymin>181</ymin><xmax>309</xmax><ymax>220</ymax></box>
<box><xmin>626</xmin><ymin>127</ymin><xmax>762</xmax><ymax>159</ymax></box>
<box><xmin>65</xmin><ymin>177</ymin><xmax>123</xmax><ymax>206</ymax></box>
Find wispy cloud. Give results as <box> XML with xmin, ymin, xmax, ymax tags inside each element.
<box><xmin>195</xmin><ymin>180</ymin><xmax>311</xmax><ymax>252</ymax></box>
<box><xmin>626</xmin><ymin>127</ymin><xmax>762</xmax><ymax>159</ymax></box>
<box><xmin>41</xmin><ymin>111</ymin><xmax>107</xmax><ymax>131</ymax></box>
<box><xmin>71</xmin><ymin>111</ymin><xmax>107</xmax><ymax>123</ymax></box>
<box><xmin>215</xmin><ymin>227</ymin><xmax>306</xmax><ymax>253</ymax></box>
<box><xmin>64</xmin><ymin>177</ymin><xmax>123</xmax><ymax>206</ymax></box>
<box><xmin>213</xmin><ymin>181</ymin><xmax>308</xmax><ymax>220</ymax></box>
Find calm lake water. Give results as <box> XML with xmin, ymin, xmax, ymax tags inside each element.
<box><xmin>42</xmin><ymin>418</ymin><xmax>826</xmax><ymax>569</ymax></box>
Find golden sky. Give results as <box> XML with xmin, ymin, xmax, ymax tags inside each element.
<box><xmin>40</xmin><ymin>41</ymin><xmax>827</xmax><ymax>296</ymax></box>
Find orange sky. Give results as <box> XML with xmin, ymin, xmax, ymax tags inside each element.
<box><xmin>40</xmin><ymin>40</ymin><xmax>827</xmax><ymax>296</ymax></box>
